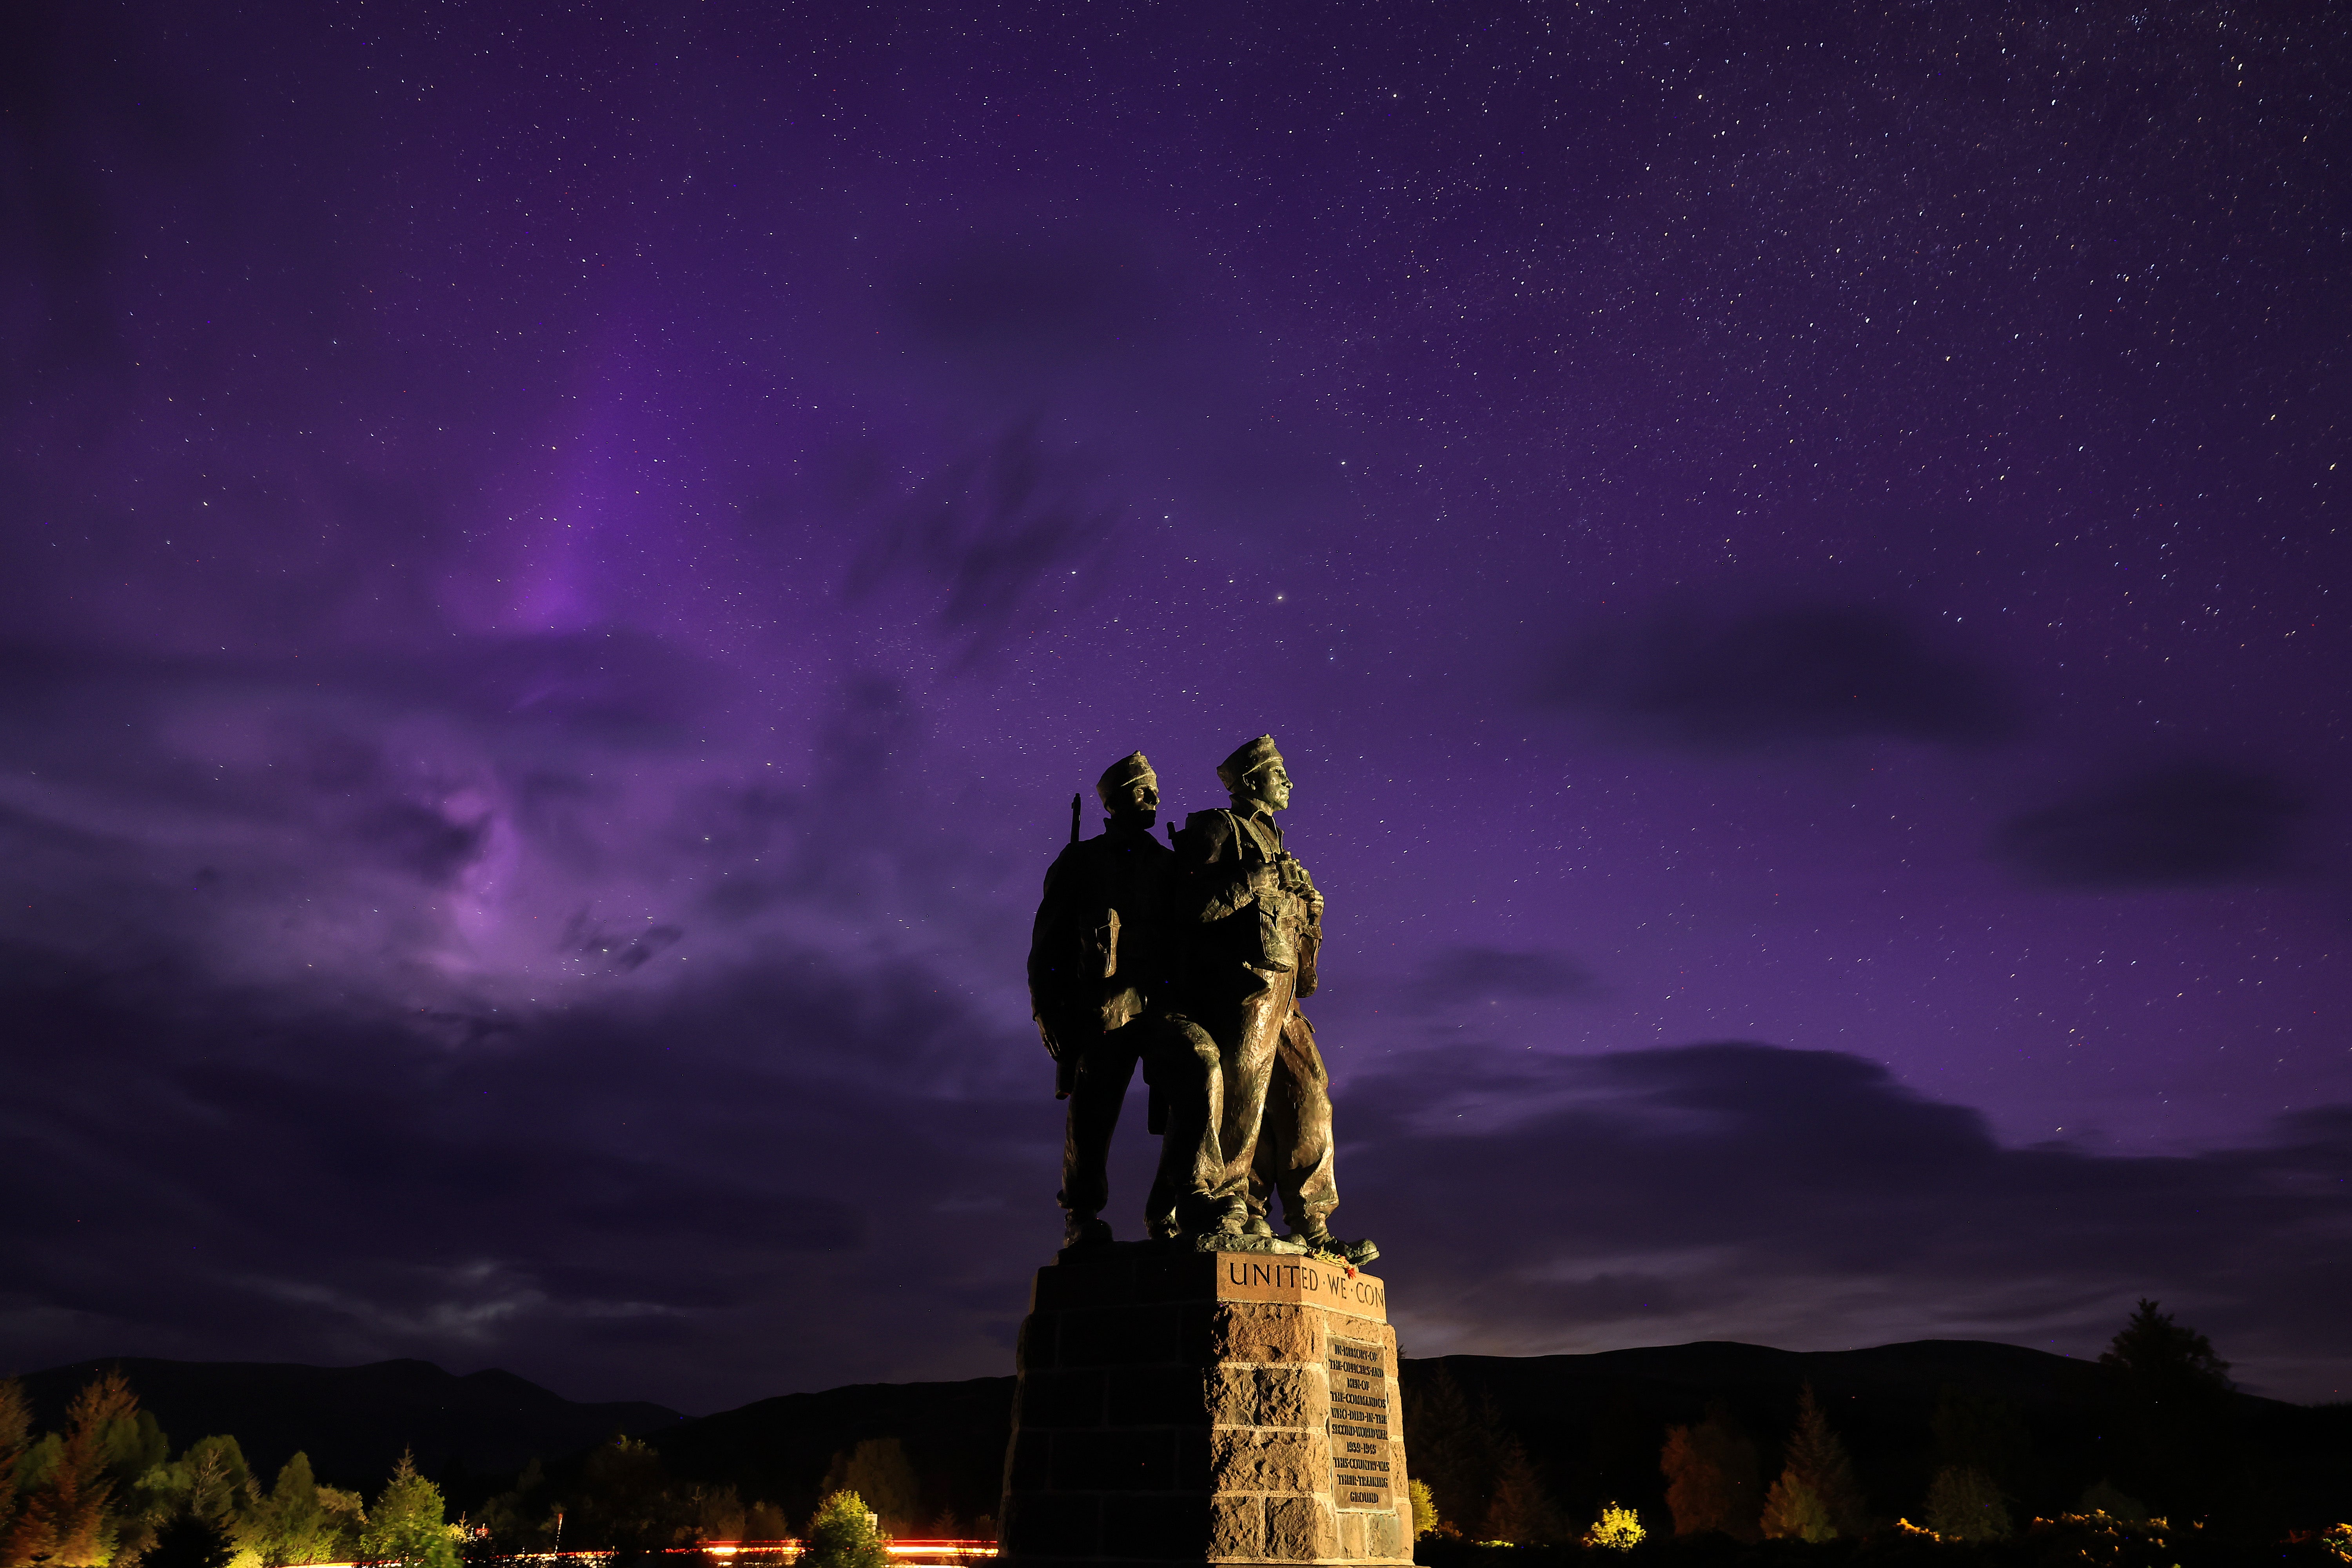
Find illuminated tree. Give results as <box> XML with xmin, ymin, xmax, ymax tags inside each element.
<box><xmin>1661</xmin><ymin>1405</ymin><xmax>1762</xmax><ymax>1539</ymax></box>
<box><xmin>250</xmin><ymin>1453</ymin><xmax>344</xmax><ymax>1566</ymax></box>
<box><xmin>804</xmin><ymin>1491</ymin><xmax>889</xmax><ymax>1568</ymax></box>
<box><xmin>1759</xmin><ymin>1384</ymin><xmax>1866</xmax><ymax>1542</ymax></box>
<box><xmin>359</xmin><ymin>1451</ymin><xmax>461</xmax><ymax>1568</ymax></box>
<box><xmin>1581</xmin><ymin>1504</ymin><xmax>1644</xmax><ymax>1550</ymax></box>
<box><xmin>12</xmin><ymin>1370</ymin><xmax>141</xmax><ymax>1567</ymax></box>
<box><xmin>1407</xmin><ymin>1479</ymin><xmax>1439</xmax><ymax>1541</ymax></box>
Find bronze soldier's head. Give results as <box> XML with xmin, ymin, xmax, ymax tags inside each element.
<box><xmin>1096</xmin><ymin>751</ymin><xmax>1160</xmax><ymax>831</ymax></box>
<box><xmin>1216</xmin><ymin>734</ymin><xmax>1291</xmax><ymax>816</ymax></box>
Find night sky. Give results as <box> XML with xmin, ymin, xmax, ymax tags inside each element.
<box><xmin>4</xmin><ymin>2</ymin><xmax>2348</xmax><ymax>1416</ymax></box>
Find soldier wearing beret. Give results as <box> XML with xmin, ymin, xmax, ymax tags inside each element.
<box><xmin>1149</xmin><ymin>735</ymin><xmax>1376</xmax><ymax>1263</ymax></box>
<box><xmin>1026</xmin><ymin>751</ymin><xmax>1181</xmax><ymax>1249</ymax></box>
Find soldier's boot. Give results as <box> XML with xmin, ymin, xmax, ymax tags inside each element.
<box><xmin>1291</xmin><ymin>1218</ymin><xmax>1377</xmax><ymax>1267</ymax></box>
<box><xmin>1062</xmin><ymin>1212</ymin><xmax>1114</xmax><ymax>1250</ymax></box>
<box><xmin>1185</xmin><ymin>1198</ymin><xmax>1301</xmax><ymax>1253</ymax></box>
<box><xmin>1243</xmin><ymin>1216</ymin><xmax>1274</xmax><ymax>1238</ymax></box>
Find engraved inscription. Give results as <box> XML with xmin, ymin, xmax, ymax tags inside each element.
<box><xmin>1218</xmin><ymin>1257</ymin><xmax>1390</xmax><ymax>1321</ymax></box>
<box><xmin>1327</xmin><ymin>1334</ymin><xmax>1394</xmax><ymax>1511</ymax></box>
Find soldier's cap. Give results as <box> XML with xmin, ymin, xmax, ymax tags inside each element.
<box><xmin>1215</xmin><ymin>734</ymin><xmax>1285</xmax><ymax>791</ymax></box>
<box><xmin>1095</xmin><ymin>751</ymin><xmax>1158</xmax><ymax>805</ymax></box>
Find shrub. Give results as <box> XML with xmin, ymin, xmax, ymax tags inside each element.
<box><xmin>804</xmin><ymin>1491</ymin><xmax>888</xmax><ymax>1568</ymax></box>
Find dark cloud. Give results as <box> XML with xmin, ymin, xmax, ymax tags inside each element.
<box><xmin>350</xmin><ymin>801</ymin><xmax>492</xmax><ymax>886</ymax></box>
<box><xmin>1399</xmin><ymin>946</ymin><xmax>1601</xmax><ymax>1014</ymax></box>
<box><xmin>1539</xmin><ymin>603</ymin><xmax>2013</xmax><ymax>750</ymax></box>
<box><xmin>1994</xmin><ymin>763</ymin><xmax>2306</xmax><ymax>888</ymax></box>
<box><xmin>0</xmin><ymin>937</ymin><xmax>1049</xmax><ymax>1410</ymax></box>
<box><xmin>1341</xmin><ymin>1041</ymin><xmax>2350</xmax><ymax>1399</ymax></box>
<box><xmin>8</xmin><ymin>1000</ymin><xmax>2345</xmax><ymax>1405</ymax></box>
<box><xmin>844</xmin><ymin>426</ymin><xmax>1114</xmax><ymax>653</ymax></box>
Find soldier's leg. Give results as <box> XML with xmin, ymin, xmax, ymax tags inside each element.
<box><xmin>1145</xmin><ymin>1015</ymin><xmax>1227</xmax><ymax>1232</ymax></box>
<box><xmin>1269</xmin><ymin>1009</ymin><xmax>1338</xmax><ymax>1231</ymax></box>
<box><xmin>1058</xmin><ymin>1027</ymin><xmax>1140</xmax><ymax>1233</ymax></box>
<box><xmin>1205</xmin><ymin>968</ymin><xmax>1293</xmax><ymax>1225</ymax></box>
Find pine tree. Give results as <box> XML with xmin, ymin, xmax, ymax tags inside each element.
<box><xmin>1759</xmin><ymin>1384</ymin><xmax>1867</xmax><ymax>1542</ymax></box>
<box><xmin>359</xmin><ymin>1451</ymin><xmax>460</xmax><ymax>1568</ymax></box>
<box><xmin>252</xmin><ymin>1453</ymin><xmax>336</xmax><ymax>1566</ymax></box>
<box><xmin>1399</xmin><ymin>1367</ymin><xmax>1486</xmax><ymax>1534</ymax></box>
<box><xmin>22</xmin><ymin>1370</ymin><xmax>141</xmax><ymax>1567</ymax></box>
<box><xmin>1480</xmin><ymin>1437</ymin><xmax>1563</xmax><ymax>1544</ymax></box>
<box><xmin>2098</xmin><ymin>1299</ymin><xmax>2238</xmax><ymax>1520</ymax></box>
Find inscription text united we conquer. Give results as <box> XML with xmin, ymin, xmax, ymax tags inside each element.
<box><xmin>1217</xmin><ymin>1256</ymin><xmax>1389</xmax><ymax>1319</ymax></box>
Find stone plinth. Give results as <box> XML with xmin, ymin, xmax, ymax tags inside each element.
<box><xmin>998</xmin><ymin>1247</ymin><xmax>1410</xmax><ymax>1568</ymax></box>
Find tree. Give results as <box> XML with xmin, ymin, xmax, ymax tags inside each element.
<box><xmin>12</xmin><ymin>1369</ymin><xmax>142</xmax><ymax>1567</ymax></box>
<box><xmin>2098</xmin><ymin>1299</ymin><xmax>2239</xmax><ymax>1520</ymax></box>
<box><xmin>476</xmin><ymin>1460</ymin><xmax>554</xmax><ymax>1554</ymax></box>
<box><xmin>826</xmin><ymin>1440</ymin><xmax>918</xmax><ymax>1536</ymax></box>
<box><xmin>1924</xmin><ymin>1465</ymin><xmax>2011</xmax><ymax>1541</ymax></box>
<box><xmin>1932</xmin><ymin>1387</ymin><xmax>2029</xmax><ymax>1490</ymax></box>
<box><xmin>1581</xmin><ymin>1504</ymin><xmax>1644</xmax><ymax>1550</ymax></box>
<box><xmin>742</xmin><ymin>1502</ymin><xmax>792</xmax><ymax>1543</ymax></box>
<box><xmin>690</xmin><ymin>1485</ymin><xmax>744</xmax><ymax>1546</ymax></box>
<box><xmin>1660</xmin><ymin>1405</ymin><xmax>1762</xmax><ymax>1540</ymax></box>
<box><xmin>1406</xmin><ymin>1479</ymin><xmax>1439</xmax><ymax>1541</ymax></box>
<box><xmin>1399</xmin><ymin>1367</ymin><xmax>1490</xmax><ymax>1535</ymax></box>
<box><xmin>1759</xmin><ymin>1384</ymin><xmax>1867</xmax><ymax>1542</ymax></box>
<box><xmin>250</xmin><ymin>1453</ymin><xmax>341</xmax><ymax>1566</ymax></box>
<box><xmin>360</xmin><ymin>1451</ymin><xmax>460</xmax><ymax>1568</ymax></box>
<box><xmin>804</xmin><ymin>1491</ymin><xmax>888</xmax><ymax>1568</ymax></box>
<box><xmin>0</xmin><ymin>1381</ymin><xmax>29</xmax><ymax>1551</ymax></box>
<box><xmin>1480</xmin><ymin>1437</ymin><xmax>1564</xmax><ymax>1545</ymax></box>
<box><xmin>576</xmin><ymin>1436</ymin><xmax>689</xmax><ymax>1556</ymax></box>
<box><xmin>2100</xmin><ymin>1299</ymin><xmax>2230</xmax><ymax>1390</ymax></box>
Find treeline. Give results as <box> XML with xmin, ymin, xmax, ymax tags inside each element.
<box><xmin>1</xmin><ymin>1370</ymin><xmax>982</xmax><ymax>1568</ymax></box>
<box><xmin>469</xmin><ymin>1433</ymin><xmax>990</xmax><ymax>1554</ymax></box>
<box><xmin>0</xmin><ymin>1371</ymin><xmax>463</xmax><ymax>1568</ymax></box>
<box><xmin>1403</xmin><ymin>1301</ymin><xmax>2350</xmax><ymax>1553</ymax></box>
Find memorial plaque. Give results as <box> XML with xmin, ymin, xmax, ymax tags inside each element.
<box><xmin>1326</xmin><ymin>1334</ymin><xmax>1394</xmax><ymax>1512</ymax></box>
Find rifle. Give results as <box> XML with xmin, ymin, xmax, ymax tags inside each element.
<box><xmin>1070</xmin><ymin>791</ymin><xmax>1082</xmax><ymax>845</ymax></box>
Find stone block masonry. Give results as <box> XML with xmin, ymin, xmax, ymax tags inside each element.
<box><xmin>998</xmin><ymin>1246</ymin><xmax>1410</xmax><ymax>1568</ymax></box>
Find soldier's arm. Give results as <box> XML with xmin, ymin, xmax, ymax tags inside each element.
<box><xmin>1026</xmin><ymin>847</ymin><xmax>1085</xmax><ymax>1042</ymax></box>
<box><xmin>1181</xmin><ymin>813</ymin><xmax>1277</xmax><ymax>923</ymax></box>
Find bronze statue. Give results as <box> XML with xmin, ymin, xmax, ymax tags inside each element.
<box><xmin>1148</xmin><ymin>735</ymin><xmax>1376</xmax><ymax>1264</ymax></box>
<box><xmin>1025</xmin><ymin>752</ymin><xmax>1179</xmax><ymax>1249</ymax></box>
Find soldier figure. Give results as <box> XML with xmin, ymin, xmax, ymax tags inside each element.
<box><xmin>1026</xmin><ymin>752</ymin><xmax>1179</xmax><ymax>1249</ymax></box>
<box><xmin>1149</xmin><ymin>735</ymin><xmax>1376</xmax><ymax>1264</ymax></box>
